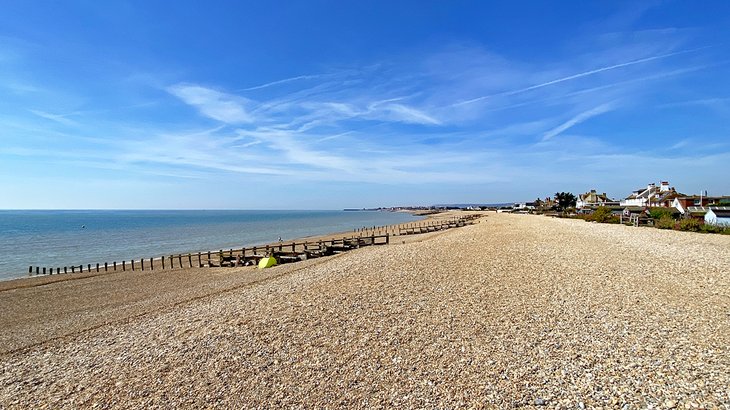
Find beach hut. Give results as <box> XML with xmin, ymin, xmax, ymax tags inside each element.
<box><xmin>685</xmin><ymin>206</ymin><xmax>709</xmax><ymax>221</ymax></box>
<box><xmin>704</xmin><ymin>207</ymin><xmax>730</xmax><ymax>227</ymax></box>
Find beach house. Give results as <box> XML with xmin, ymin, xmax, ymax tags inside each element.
<box><xmin>673</xmin><ymin>195</ymin><xmax>730</xmax><ymax>215</ymax></box>
<box><xmin>704</xmin><ymin>207</ymin><xmax>730</xmax><ymax>226</ymax></box>
<box><xmin>576</xmin><ymin>189</ymin><xmax>615</xmax><ymax>209</ymax></box>
<box><xmin>647</xmin><ymin>188</ymin><xmax>684</xmax><ymax>207</ymax></box>
<box><xmin>684</xmin><ymin>206</ymin><xmax>710</xmax><ymax>220</ymax></box>
<box><xmin>621</xmin><ymin>181</ymin><xmax>676</xmax><ymax>207</ymax></box>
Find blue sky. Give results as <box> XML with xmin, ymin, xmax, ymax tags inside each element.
<box><xmin>1</xmin><ymin>1</ymin><xmax>729</xmax><ymax>209</ymax></box>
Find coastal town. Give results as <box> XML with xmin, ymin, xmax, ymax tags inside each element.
<box><xmin>514</xmin><ymin>181</ymin><xmax>729</xmax><ymax>231</ymax></box>
<box><xmin>383</xmin><ymin>181</ymin><xmax>730</xmax><ymax>233</ymax></box>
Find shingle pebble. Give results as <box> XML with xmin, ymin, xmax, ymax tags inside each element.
<box><xmin>1</xmin><ymin>213</ymin><xmax>729</xmax><ymax>408</ymax></box>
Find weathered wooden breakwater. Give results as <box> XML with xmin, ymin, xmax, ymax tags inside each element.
<box><xmin>27</xmin><ymin>215</ymin><xmax>480</xmax><ymax>277</ymax></box>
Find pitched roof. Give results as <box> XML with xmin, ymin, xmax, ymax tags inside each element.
<box><xmin>708</xmin><ymin>206</ymin><xmax>730</xmax><ymax>217</ymax></box>
<box><xmin>686</xmin><ymin>206</ymin><xmax>709</xmax><ymax>215</ymax></box>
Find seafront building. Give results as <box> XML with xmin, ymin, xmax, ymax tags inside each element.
<box><xmin>620</xmin><ymin>181</ymin><xmax>680</xmax><ymax>207</ymax></box>
<box><xmin>576</xmin><ymin>189</ymin><xmax>618</xmax><ymax>209</ymax></box>
<box><xmin>672</xmin><ymin>195</ymin><xmax>730</xmax><ymax>215</ymax></box>
<box><xmin>512</xmin><ymin>181</ymin><xmax>728</xmax><ymax>221</ymax></box>
<box><xmin>705</xmin><ymin>207</ymin><xmax>730</xmax><ymax>226</ymax></box>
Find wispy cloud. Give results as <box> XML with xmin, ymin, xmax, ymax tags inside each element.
<box><xmin>658</xmin><ymin>97</ymin><xmax>730</xmax><ymax>108</ymax></box>
<box><xmin>28</xmin><ymin>109</ymin><xmax>78</xmax><ymax>126</ymax></box>
<box><xmin>167</xmin><ymin>84</ymin><xmax>255</xmax><ymax>123</ymax></box>
<box><xmin>542</xmin><ymin>103</ymin><xmax>616</xmax><ymax>141</ymax></box>
<box><xmin>5</xmin><ymin>21</ymin><xmax>727</xmax><ymax>205</ymax></box>
<box><xmin>240</xmin><ymin>74</ymin><xmax>323</xmax><ymax>91</ymax></box>
<box><xmin>452</xmin><ymin>47</ymin><xmax>707</xmax><ymax>107</ymax></box>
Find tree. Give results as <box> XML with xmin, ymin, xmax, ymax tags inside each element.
<box><xmin>554</xmin><ymin>192</ymin><xmax>577</xmax><ymax>210</ymax></box>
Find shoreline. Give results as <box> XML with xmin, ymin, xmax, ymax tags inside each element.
<box><xmin>0</xmin><ymin>210</ymin><xmax>475</xmax><ymax>291</ymax></box>
<box><xmin>0</xmin><ymin>209</ymin><xmax>425</xmax><ymax>283</ymax></box>
<box><xmin>0</xmin><ymin>210</ymin><xmax>483</xmax><ymax>355</ymax></box>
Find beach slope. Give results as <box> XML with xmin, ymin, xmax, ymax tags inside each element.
<box><xmin>1</xmin><ymin>213</ymin><xmax>728</xmax><ymax>408</ymax></box>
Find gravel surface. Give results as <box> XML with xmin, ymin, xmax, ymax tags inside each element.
<box><xmin>1</xmin><ymin>213</ymin><xmax>729</xmax><ymax>409</ymax></box>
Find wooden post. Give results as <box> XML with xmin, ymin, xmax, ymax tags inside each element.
<box><xmin>87</xmin><ymin>264</ymin><xmax>91</xmax><ymax>272</ymax></box>
<box><xmin>122</xmin><ymin>261</ymin><xmax>126</xmax><ymax>271</ymax></box>
<box><xmin>188</xmin><ymin>253</ymin><xmax>192</xmax><ymax>267</ymax></box>
<box><xmin>71</xmin><ymin>266</ymin><xmax>75</xmax><ymax>273</ymax></box>
<box><xmin>170</xmin><ymin>255</ymin><xmax>174</xmax><ymax>269</ymax></box>
<box><xmin>131</xmin><ymin>260</ymin><xmax>135</xmax><ymax>271</ymax></box>
<box><xmin>198</xmin><ymin>252</ymin><xmax>202</xmax><ymax>267</ymax></box>
<box><xmin>113</xmin><ymin>261</ymin><xmax>116</xmax><ymax>271</ymax></box>
<box><xmin>253</xmin><ymin>246</ymin><xmax>257</xmax><ymax>255</ymax></box>
<box><xmin>64</xmin><ymin>266</ymin><xmax>68</xmax><ymax>274</ymax></box>
<box><xmin>42</xmin><ymin>267</ymin><xmax>46</xmax><ymax>275</ymax></box>
<box><xmin>28</xmin><ymin>266</ymin><xmax>32</xmax><ymax>276</ymax></box>
<box><xmin>207</xmin><ymin>251</ymin><xmax>211</xmax><ymax>265</ymax></box>
<box><xmin>105</xmin><ymin>262</ymin><xmax>108</xmax><ymax>272</ymax></box>
<box><xmin>140</xmin><ymin>258</ymin><xmax>144</xmax><ymax>271</ymax></box>
<box><xmin>178</xmin><ymin>254</ymin><xmax>182</xmax><ymax>267</ymax></box>
<box><xmin>386</xmin><ymin>233</ymin><xmax>390</xmax><ymax>244</ymax></box>
<box><xmin>96</xmin><ymin>263</ymin><xmax>99</xmax><ymax>272</ymax></box>
<box><xmin>150</xmin><ymin>258</ymin><xmax>153</xmax><ymax>270</ymax></box>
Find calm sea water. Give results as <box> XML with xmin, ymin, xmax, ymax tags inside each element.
<box><xmin>0</xmin><ymin>210</ymin><xmax>421</xmax><ymax>281</ymax></box>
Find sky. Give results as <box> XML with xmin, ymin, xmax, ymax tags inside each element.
<box><xmin>1</xmin><ymin>1</ymin><xmax>729</xmax><ymax>209</ymax></box>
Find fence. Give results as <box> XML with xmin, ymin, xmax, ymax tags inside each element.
<box><xmin>27</xmin><ymin>214</ymin><xmax>480</xmax><ymax>277</ymax></box>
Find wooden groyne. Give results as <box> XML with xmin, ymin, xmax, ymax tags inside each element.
<box><xmin>27</xmin><ymin>214</ymin><xmax>480</xmax><ymax>277</ymax></box>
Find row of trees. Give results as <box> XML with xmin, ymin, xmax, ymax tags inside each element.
<box><xmin>532</xmin><ymin>192</ymin><xmax>578</xmax><ymax>211</ymax></box>
<box><xmin>554</xmin><ymin>192</ymin><xmax>577</xmax><ymax>210</ymax></box>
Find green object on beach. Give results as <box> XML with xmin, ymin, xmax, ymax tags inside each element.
<box><xmin>258</xmin><ymin>256</ymin><xmax>277</xmax><ymax>269</ymax></box>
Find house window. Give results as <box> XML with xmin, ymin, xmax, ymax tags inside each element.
<box><xmin>693</xmin><ymin>199</ymin><xmax>701</xmax><ymax>205</ymax></box>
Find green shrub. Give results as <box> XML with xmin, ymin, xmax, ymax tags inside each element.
<box><xmin>649</xmin><ymin>207</ymin><xmax>675</xmax><ymax>220</ymax></box>
<box><xmin>677</xmin><ymin>218</ymin><xmax>702</xmax><ymax>232</ymax></box>
<box><xmin>656</xmin><ymin>215</ymin><xmax>675</xmax><ymax>229</ymax></box>
<box><xmin>700</xmin><ymin>224</ymin><xmax>721</xmax><ymax>234</ymax></box>
<box><xmin>591</xmin><ymin>206</ymin><xmax>614</xmax><ymax>223</ymax></box>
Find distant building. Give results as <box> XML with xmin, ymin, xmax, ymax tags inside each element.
<box><xmin>576</xmin><ymin>189</ymin><xmax>615</xmax><ymax>209</ymax></box>
<box><xmin>621</xmin><ymin>181</ymin><xmax>677</xmax><ymax>207</ymax></box>
<box><xmin>685</xmin><ymin>206</ymin><xmax>710</xmax><ymax>220</ymax></box>
<box><xmin>622</xmin><ymin>206</ymin><xmax>646</xmax><ymax>217</ymax></box>
<box><xmin>673</xmin><ymin>195</ymin><xmax>730</xmax><ymax>215</ymax></box>
<box><xmin>513</xmin><ymin>202</ymin><xmax>536</xmax><ymax>211</ymax></box>
<box><xmin>705</xmin><ymin>207</ymin><xmax>730</xmax><ymax>226</ymax></box>
<box><xmin>648</xmin><ymin>188</ymin><xmax>684</xmax><ymax>207</ymax></box>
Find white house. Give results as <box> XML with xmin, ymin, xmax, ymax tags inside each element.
<box><xmin>621</xmin><ymin>181</ymin><xmax>675</xmax><ymax>207</ymax></box>
<box><xmin>576</xmin><ymin>189</ymin><xmax>613</xmax><ymax>209</ymax></box>
<box><xmin>705</xmin><ymin>207</ymin><xmax>730</xmax><ymax>226</ymax></box>
<box><xmin>513</xmin><ymin>202</ymin><xmax>536</xmax><ymax>210</ymax></box>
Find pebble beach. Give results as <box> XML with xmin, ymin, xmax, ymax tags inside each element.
<box><xmin>1</xmin><ymin>213</ymin><xmax>728</xmax><ymax>408</ymax></box>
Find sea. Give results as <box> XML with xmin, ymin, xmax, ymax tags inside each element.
<box><xmin>0</xmin><ymin>210</ymin><xmax>422</xmax><ymax>281</ymax></box>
